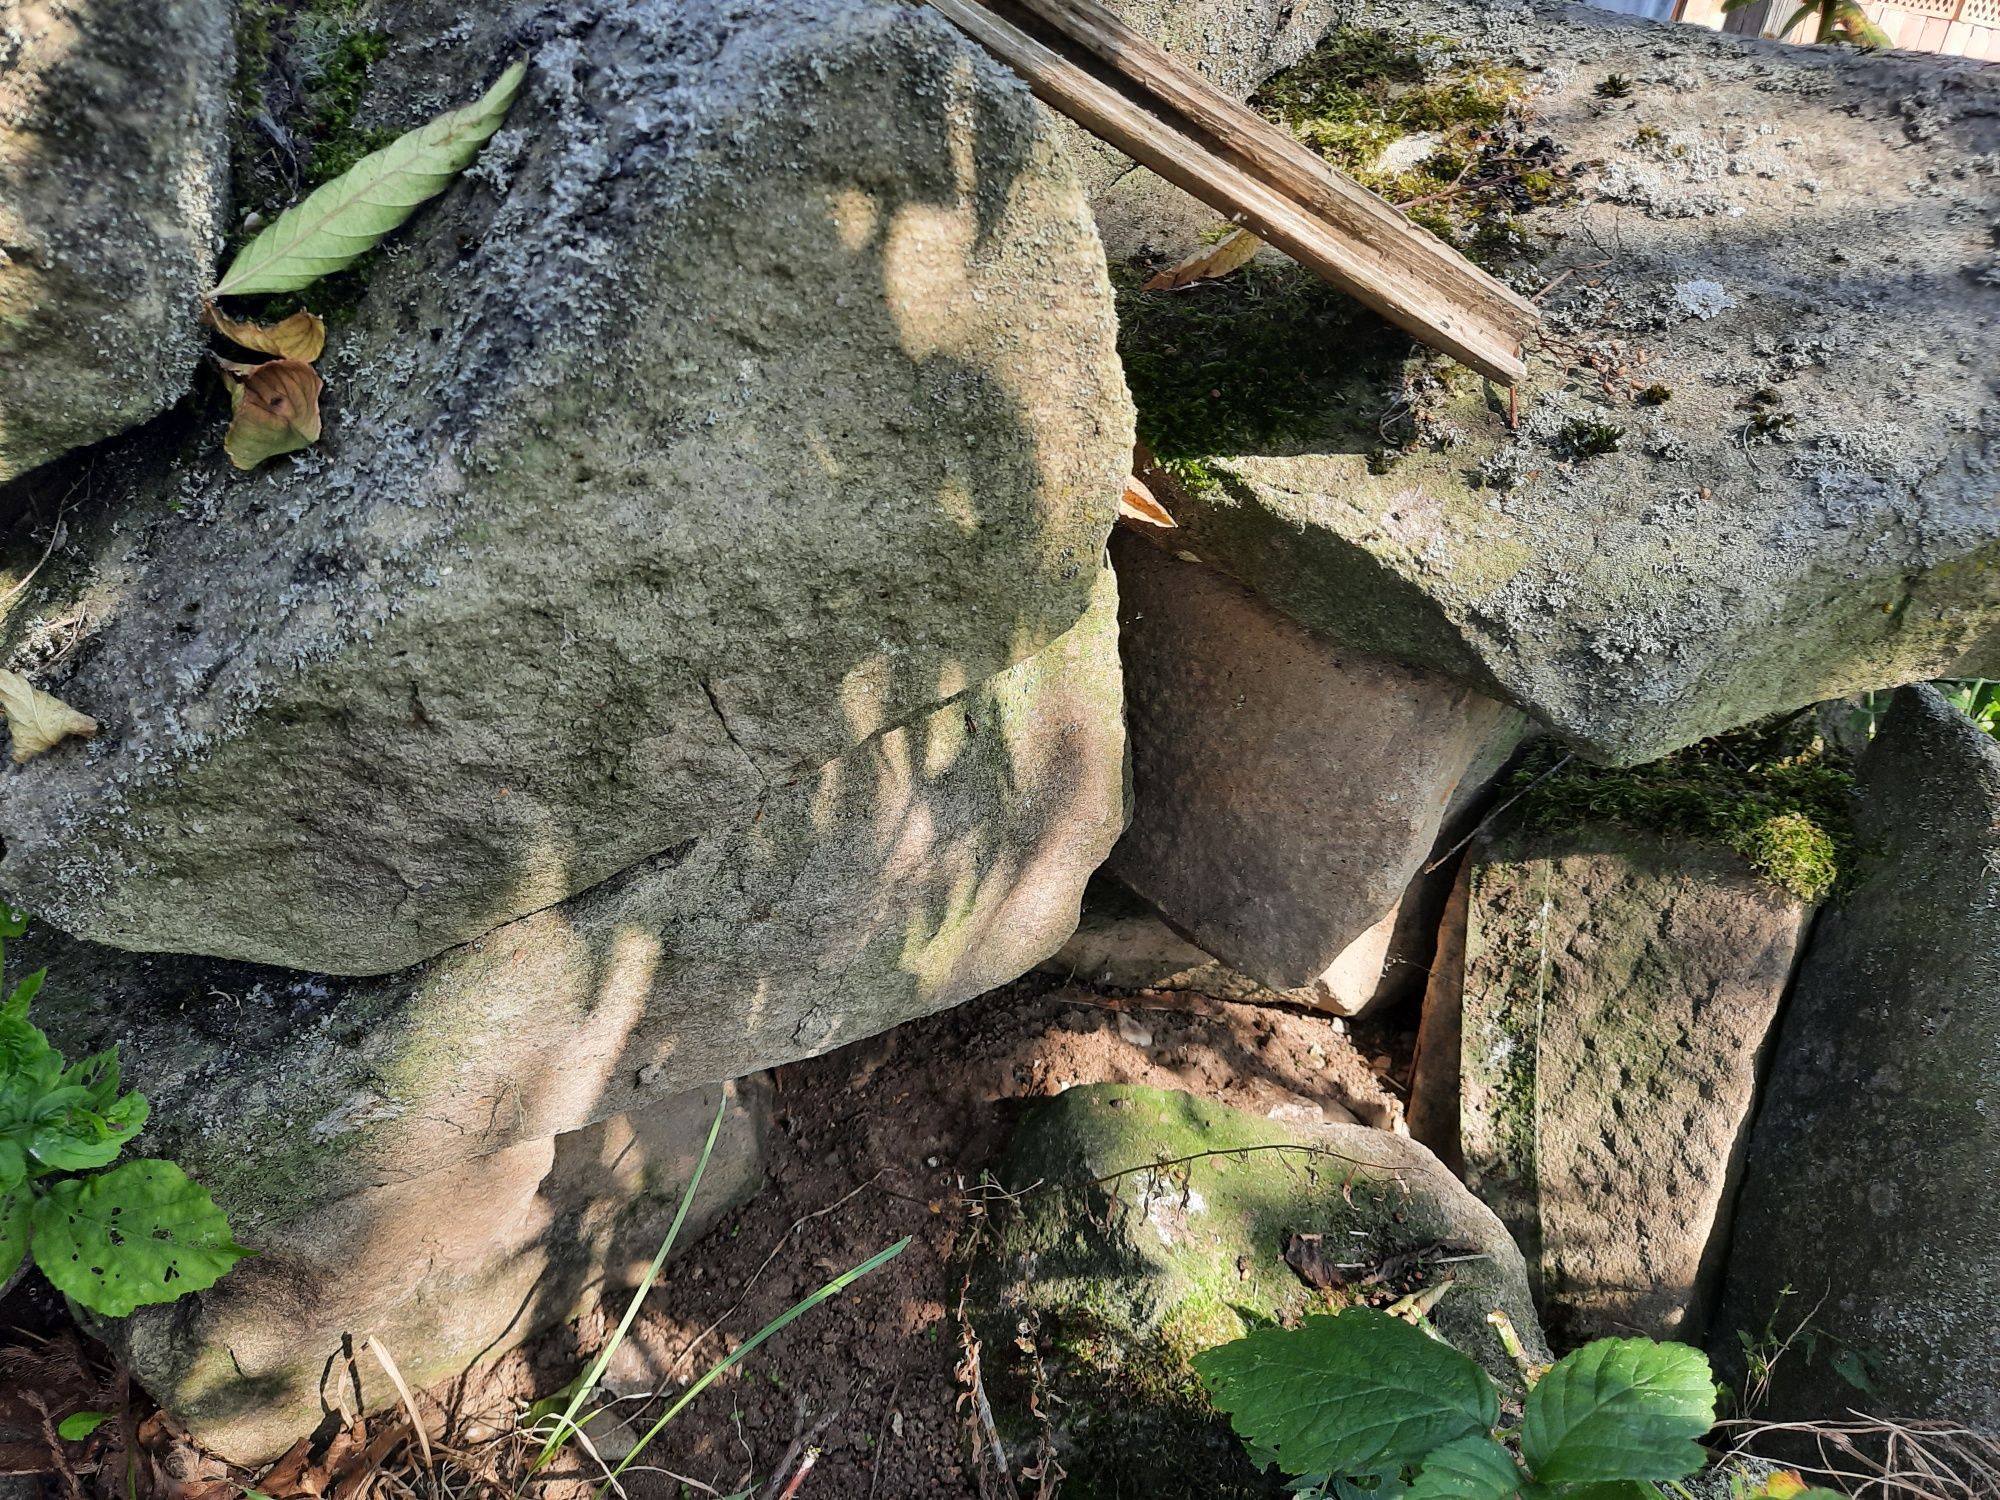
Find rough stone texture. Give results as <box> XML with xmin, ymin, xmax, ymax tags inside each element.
<box><xmin>0</xmin><ymin>0</ymin><xmax>1133</xmax><ymax>975</ymax></box>
<box><xmin>972</xmin><ymin>1084</ymin><xmax>1547</xmax><ymax>1499</ymax></box>
<box><xmin>0</xmin><ymin>0</ymin><xmax>230</xmax><ymax>481</ymax></box>
<box><xmin>1444</xmin><ymin>821</ymin><xmax>1810</xmax><ymax>1345</ymax></box>
<box><xmin>1047</xmin><ymin>870</ymin><xmax>1441</xmax><ymax>1018</ymax></box>
<box><xmin>1131</xmin><ymin>0</ymin><xmax>2000</xmax><ymax>764</ymax></box>
<box><xmin>20</xmin><ymin>576</ymin><xmax>1125</xmax><ymax>1232</ymax></box>
<box><xmin>1717</xmin><ymin>685</ymin><xmax>2000</xmax><ymax>1425</ymax></box>
<box><xmin>1108</xmin><ymin>528</ymin><xmax>1521</xmax><ymax>989</ymax></box>
<box><xmin>113</xmin><ymin>1080</ymin><xmax>768</xmax><ymax>1464</ymax></box>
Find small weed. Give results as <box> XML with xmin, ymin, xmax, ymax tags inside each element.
<box><xmin>1637</xmin><ymin>383</ymin><xmax>1673</xmax><ymax>405</ymax></box>
<box><xmin>1596</xmin><ymin>73</ymin><xmax>1636</xmax><ymax>99</ymax></box>
<box><xmin>1556</xmin><ymin>415</ymin><xmax>1623</xmax><ymax>459</ymax></box>
<box><xmin>1634</xmin><ymin>124</ymin><xmax>1667</xmax><ymax>147</ymax></box>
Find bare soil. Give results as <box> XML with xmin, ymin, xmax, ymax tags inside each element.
<box><xmin>469</xmin><ymin>974</ymin><xmax>1412</xmax><ymax>1500</ymax></box>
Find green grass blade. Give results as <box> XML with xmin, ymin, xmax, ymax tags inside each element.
<box><xmin>531</xmin><ymin>1093</ymin><xmax>729</xmax><ymax>1471</ymax></box>
<box><xmin>211</xmin><ymin>59</ymin><xmax>525</xmax><ymax>298</ymax></box>
<box><xmin>597</xmin><ymin>1237</ymin><xmax>913</xmax><ymax>1495</ymax></box>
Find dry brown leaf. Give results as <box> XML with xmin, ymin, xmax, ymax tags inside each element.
<box><xmin>202</xmin><ymin>302</ymin><xmax>326</xmax><ymax>363</ymax></box>
<box><xmin>1141</xmin><ymin>227</ymin><xmax>1262</xmax><ymax>292</ymax></box>
<box><xmin>0</xmin><ymin>668</ymin><xmax>97</xmax><ymax>763</ymax></box>
<box><xmin>217</xmin><ymin>357</ymin><xmax>323</xmax><ymax>471</ymax></box>
<box><xmin>1117</xmin><ymin>474</ymin><xmax>1177</xmax><ymax>528</ymax></box>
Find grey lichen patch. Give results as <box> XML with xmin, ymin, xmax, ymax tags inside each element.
<box><xmin>1106</xmin><ymin>0</ymin><xmax>2000</xmax><ymax>766</ymax></box>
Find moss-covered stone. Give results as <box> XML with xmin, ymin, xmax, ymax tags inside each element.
<box><xmin>970</xmin><ymin>1085</ymin><xmax>1545</xmax><ymax>1497</ymax></box>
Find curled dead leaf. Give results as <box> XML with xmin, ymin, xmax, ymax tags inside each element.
<box><xmin>202</xmin><ymin>302</ymin><xmax>326</xmax><ymax>363</ymax></box>
<box><xmin>217</xmin><ymin>357</ymin><xmax>323</xmax><ymax>471</ymax></box>
<box><xmin>0</xmin><ymin>669</ymin><xmax>97</xmax><ymax>763</ymax></box>
<box><xmin>1117</xmin><ymin>474</ymin><xmax>1177</xmax><ymax>528</ymax></box>
<box><xmin>1141</xmin><ymin>226</ymin><xmax>1262</xmax><ymax>292</ymax></box>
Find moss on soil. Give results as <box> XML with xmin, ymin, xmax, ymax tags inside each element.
<box><xmin>1505</xmin><ymin>723</ymin><xmax>1856</xmax><ymax>903</ymax></box>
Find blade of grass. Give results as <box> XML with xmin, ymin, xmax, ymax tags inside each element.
<box><xmin>532</xmin><ymin>1093</ymin><xmax>729</xmax><ymax>1470</ymax></box>
<box><xmin>362</xmin><ymin>1336</ymin><xmax>433</xmax><ymax>1478</ymax></box>
<box><xmin>597</xmin><ymin>1237</ymin><xmax>913</xmax><ymax>1496</ymax></box>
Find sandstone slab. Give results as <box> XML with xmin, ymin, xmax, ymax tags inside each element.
<box><xmin>113</xmin><ymin>1080</ymin><xmax>767</xmax><ymax>1464</ymax></box>
<box><xmin>1122</xmin><ymin>3</ymin><xmax>2000</xmax><ymax>764</ymax></box>
<box><xmin>20</xmin><ymin>577</ymin><xmax>1125</xmax><ymax>1232</ymax></box>
<box><xmin>0</xmin><ymin>0</ymin><xmax>1132</xmax><ymax>974</ymax></box>
<box><xmin>1108</xmin><ymin>528</ymin><xmax>1521</xmax><ymax>989</ymax></box>
<box><xmin>0</xmin><ymin>0</ymin><xmax>230</xmax><ymax>480</ymax></box>
<box><xmin>1434</xmin><ymin>821</ymin><xmax>1810</xmax><ymax>1344</ymax></box>
<box><xmin>1717</xmin><ymin>685</ymin><xmax>2000</xmax><ymax>1425</ymax></box>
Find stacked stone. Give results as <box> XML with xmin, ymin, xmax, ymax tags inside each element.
<box><xmin>0</xmin><ymin>0</ymin><xmax>1134</xmax><ymax>1459</ymax></box>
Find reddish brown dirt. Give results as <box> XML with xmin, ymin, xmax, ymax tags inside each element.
<box><xmin>471</xmin><ymin>975</ymin><xmax>1412</xmax><ymax>1500</ymax></box>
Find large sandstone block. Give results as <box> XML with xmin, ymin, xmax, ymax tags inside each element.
<box><xmin>114</xmin><ymin>1080</ymin><xmax>768</xmax><ymax>1464</ymax></box>
<box><xmin>21</xmin><ymin>576</ymin><xmax>1125</xmax><ymax>1230</ymax></box>
<box><xmin>0</xmin><ymin>0</ymin><xmax>1132</xmax><ymax>975</ymax></box>
<box><xmin>1123</xmin><ymin>1</ymin><xmax>2000</xmax><ymax>764</ymax></box>
<box><xmin>972</xmin><ymin>1085</ymin><xmax>1547</xmax><ymax>1497</ymax></box>
<box><xmin>0</xmin><ymin>0</ymin><xmax>230</xmax><ymax>480</ymax></box>
<box><xmin>1421</xmin><ymin>821</ymin><xmax>1810</xmax><ymax>1345</ymax></box>
<box><xmin>1108</xmin><ymin>528</ymin><xmax>1520</xmax><ymax>990</ymax></box>
<box><xmin>1717</xmin><ymin>686</ymin><xmax>2000</xmax><ymax>1425</ymax></box>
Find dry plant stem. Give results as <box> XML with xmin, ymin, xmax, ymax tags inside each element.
<box><xmin>1423</xmin><ymin>754</ymin><xmax>1576</xmax><ymax>875</ymax></box>
<box><xmin>365</xmin><ymin>1337</ymin><xmax>435</xmax><ymax>1480</ymax></box>
<box><xmin>865</xmin><ymin>1376</ymin><xmax>904</xmax><ymax>1500</ymax></box>
<box><xmin>1717</xmin><ymin>1417</ymin><xmax>2000</xmax><ymax>1500</ymax></box>
<box><xmin>1091</xmin><ymin>1141</ymin><xmax>1394</xmax><ymax>1188</ymax></box>
<box><xmin>760</xmin><ymin>1406</ymin><xmax>841</xmax><ymax>1500</ymax></box>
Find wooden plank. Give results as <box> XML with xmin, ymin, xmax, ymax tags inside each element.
<box><xmin>923</xmin><ymin>0</ymin><xmax>1531</xmax><ymax>384</ymax></box>
<box><xmin>1013</xmin><ymin>0</ymin><xmax>1539</xmax><ymax>348</ymax></box>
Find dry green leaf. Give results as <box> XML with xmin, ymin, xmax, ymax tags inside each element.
<box><xmin>1118</xmin><ymin>474</ymin><xmax>1177</xmax><ymax>528</ymax></box>
<box><xmin>217</xmin><ymin>357</ymin><xmax>324</xmax><ymax>470</ymax></box>
<box><xmin>203</xmin><ymin>303</ymin><xmax>326</xmax><ymax>363</ymax></box>
<box><xmin>1142</xmin><ymin>227</ymin><xmax>1262</xmax><ymax>292</ymax></box>
<box><xmin>210</xmin><ymin>59</ymin><xmax>527</xmax><ymax>298</ymax></box>
<box><xmin>0</xmin><ymin>669</ymin><xmax>97</xmax><ymax>763</ymax></box>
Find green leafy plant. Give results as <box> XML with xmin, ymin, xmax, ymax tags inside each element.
<box><xmin>1721</xmin><ymin>0</ymin><xmax>1889</xmax><ymax>47</ymax></box>
<box><xmin>1193</xmin><ymin>1306</ymin><xmax>1717</xmax><ymax>1499</ymax></box>
<box><xmin>0</xmin><ymin>909</ymin><xmax>248</xmax><ymax>1318</ymax></box>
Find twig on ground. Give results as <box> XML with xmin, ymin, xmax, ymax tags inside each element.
<box><xmin>1092</xmin><ymin>1141</ymin><xmax>1392</xmax><ymax>1188</ymax></box>
<box><xmin>760</xmin><ymin>1404</ymin><xmax>841</xmax><ymax>1500</ymax></box>
<box><xmin>1423</xmin><ymin>754</ymin><xmax>1574</xmax><ymax>875</ymax></box>
<box><xmin>865</xmin><ymin>1376</ymin><xmax>905</xmax><ymax>1500</ymax></box>
<box><xmin>1716</xmin><ymin>1415</ymin><xmax>2000</xmax><ymax>1500</ymax></box>
<box><xmin>663</xmin><ymin>1172</ymin><xmax>888</xmax><ymax>1383</ymax></box>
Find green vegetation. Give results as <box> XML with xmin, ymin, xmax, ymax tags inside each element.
<box><xmin>1114</xmin><ymin>261</ymin><xmax>1416</xmax><ymax>462</ymax></box>
<box><xmin>0</xmin><ymin>911</ymin><xmax>247</xmax><ymax>1318</ymax></box>
<box><xmin>1556</xmin><ymin>415</ymin><xmax>1624</xmax><ymax>459</ymax></box>
<box><xmin>1724</xmin><ymin>0</ymin><xmax>1889</xmax><ymax>45</ymax></box>
<box><xmin>1251</xmin><ymin>29</ymin><xmax>1567</xmax><ymax>269</ymax></box>
<box><xmin>1194</xmin><ymin>1307</ymin><xmax>1718</xmax><ymax>1498</ymax></box>
<box><xmin>1508</xmin><ymin>727</ymin><xmax>1854</xmax><ymax>902</ymax></box>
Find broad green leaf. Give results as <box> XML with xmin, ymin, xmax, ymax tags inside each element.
<box><xmin>0</xmin><ymin>1008</ymin><xmax>58</xmax><ymax>1092</ymax></box>
<box><xmin>0</xmin><ymin>908</ymin><xmax>26</xmax><ymax>941</ymax></box>
<box><xmin>1407</xmin><ymin>1436</ymin><xmax>1523</xmax><ymax>1499</ymax></box>
<box><xmin>29</xmin><ymin>1090</ymin><xmax>147</xmax><ymax>1172</ymax></box>
<box><xmin>29</xmin><ymin>1158</ymin><xmax>249</xmax><ymax>1317</ymax></box>
<box><xmin>0</xmin><ymin>1188</ymin><xmax>25</xmax><ymax>1282</ymax></box>
<box><xmin>211</xmin><ymin>60</ymin><xmax>527</xmax><ymax>297</ymax></box>
<box><xmin>60</xmin><ymin>1050</ymin><xmax>122</xmax><ymax>1112</ymax></box>
<box><xmin>1521</xmin><ymin>1339</ymin><xmax>1713</xmax><ymax>1486</ymax></box>
<box><xmin>6</xmin><ymin>968</ymin><xmax>44</xmax><ymax>1016</ymax></box>
<box><xmin>1524</xmin><ymin>1483</ymin><xmax>1655</xmax><ymax>1500</ymax></box>
<box><xmin>1193</xmin><ymin>1309</ymin><xmax>1499</xmax><ymax>1478</ymax></box>
<box><xmin>0</xmin><ymin>1139</ymin><xmax>22</xmax><ymax>1192</ymax></box>
<box><xmin>57</xmin><ymin>1411</ymin><xmax>110</xmax><ymax>1441</ymax></box>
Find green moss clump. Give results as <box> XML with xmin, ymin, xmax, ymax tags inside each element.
<box><xmin>1113</xmin><ymin>261</ymin><xmax>1417</xmax><ymax>462</ymax></box>
<box><xmin>1507</xmin><ymin>729</ymin><xmax>1855</xmax><ymax>902</ymax></box>
<box><xmin>1249</xmin><ymin>29</ymin><xmax>1569</xmax><ymax>271</ymax></box>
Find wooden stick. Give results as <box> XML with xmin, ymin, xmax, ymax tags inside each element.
<box><xmin>1015</xmin><ymin>0</ymin><xmax>1538</xmax><ymax>343</ymax></box>
<box><xmin>924</xmin><ymin>0</ymin><xmax>1533</xmax><ymax>384</ymax></box>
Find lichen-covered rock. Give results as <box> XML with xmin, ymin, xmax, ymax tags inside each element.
<box><xmin>1717</xmin><ymin>685</ymin><xmax>2000</xmax><ymax>1425</ymax></box>
<box><xmin>0</xmin><ymin>0</ymin><xmax>230</xmax><ymax>481</ymax></box>
<box><xmin>1423</xmin><ymin>820</ymin><xmax>1811</xmax><ymax>1345</ymax></box>
<box><xmin>971</xmin><ymin>1085</ymin><xmax>1546</xmax><ymax>1498</ymax></box>
<box><xmin>19</xmin><ymin>577</ymin><xmax>1124</xmax><ymax>1232</ymax></box>
<box><xmin>1108</xmin><ymin>529</ymin><xmax>1521</xmax><ymax>989</ymax></box>
<box><xmin>112</xmin><ymin>1079</ymin><xmax>768</xmax><ymax>1464</ymax></box>
<box><xmin>0</xmin><ymin>0</ymin><xmax>1132</xmax><ymax>974</ymax></box>
<box><xmin>1124</xmin><ymin>2</ymin><xmax>2000</xmax><ymax>764</ymax></box>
